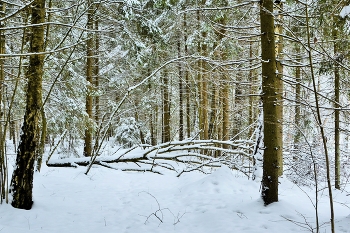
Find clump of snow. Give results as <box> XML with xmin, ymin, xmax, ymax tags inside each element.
<box><xmin>340</xmin><ymin>5</ymin><xmax>350</xmax><ymax>18</ymax></box>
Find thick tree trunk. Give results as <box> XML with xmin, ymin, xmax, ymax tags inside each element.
<box><xmin>260</xmin><ymin>0</ymin><xmax>281</xmax><ymax>205</ymax></box>
<box><xmin>10</xmin><ymin>0</ymin><xmax>46</xmax><ymax>210</ymax></box>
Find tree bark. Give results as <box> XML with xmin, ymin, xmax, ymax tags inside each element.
<box><xmin>36</xmin><ymin>0</ymin><xmax>52</xmax><ymax>172</ymax></box>
<box><xmin>94</xmin><ymin>19</ymin><xmax>100</xmax><ymax>124</ymax></box>
<box><xmin>197</xmin><ymin>9</ymin><xmax>208</xmax><ymax>141</ymax></box>
<box><xmin>178</xmin><ymin>32</ymin><xmax>184</xmax><ymax>141</ymax></box>
<box><xmin>260</xmin><ymin>0</ymin><xmax>281</xmax><ymax>205</ymax></box>
<box><xmin>248</xmin><ymin>41</ymin><xmax>258</xmax><ymax>137</ymax></box>
<box><xmin>294</xmin><ymin>40</ymin><xmax>301</xmax><ymax>145</ymax></box>
<box><xmin>274</xmin><ymin>1</ymin><xmax>283</xmax><ymax>176</ymax></box>
<box><xmin>200</xmin><ymin>38</ymin><xmax>209</xmax><ymax>140</ymax></box>
<box><xmin>162</xmin><ymin>70</ymin><xmax>171</xmax><ymax>143</ymax></box>
<box><xmin>10</xmin><ymin>0</ymin><xmax>46</xmax><ymax>210</ymax></box>
<box><xmin>184</xmin><ymin>12</ymin><xmax>191</xmax><ymax>139</ymax></box>
<box><xmin>333</xmin><ymin>15</ymin><xmax>343</xmax><ymax>190</ymax></box>
<box><xmin>0</xmin><ymin>1</ymin><xmax>5</xmax><ymax>202</ymax></box>
<box><xmin>84</xmin><ymin>1</ymin><xmax>95</xmax><ymax>157</ymax></box>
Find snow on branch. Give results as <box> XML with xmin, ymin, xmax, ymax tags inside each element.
<box><xmin>47</xmin><ymin>139</ymin><xmax>254</xmax><ymax>176</ymax></box>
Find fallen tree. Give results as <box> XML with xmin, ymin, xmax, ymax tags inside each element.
<box><xmin>46</xmin><ymin>139</ymin><xmax>255</xmax><ymax>177</ymax></box>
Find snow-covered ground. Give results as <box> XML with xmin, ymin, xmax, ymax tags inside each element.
<box><xmin>1</xmin><ymin>152</ymin><xmax>350</xmax><ymax>233</ymax></box>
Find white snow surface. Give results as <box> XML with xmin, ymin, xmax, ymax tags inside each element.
<box><xmin>1</xmin><ymin>156</ymin><xmax>350</xmax><ymax>232</ymax></box>
<box><xmin>340</xmin><ymin>5</ymin><xmax>350</xmax><ymax>18</ymax></box>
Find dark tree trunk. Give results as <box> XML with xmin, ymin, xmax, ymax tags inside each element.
<box><xmin>162</xmin><ymin>70</ymin><xmax>171</xmax><ymax>143</ymax></box>
<box><xmin>260</xmin><ymin>0</ymin><xmax>281</xmax><ymax>205</ymax></box>
<box><xmin>184</xmin><ymin>12</ymin><xmax>191</xmax><ymax>139</ymax></box>
<box><xmin>274</xmin><ymin>0</ymin><xmax>284</xmax><ymax>176</ymax></box>
<box><xmin>84</xmin><ymin>1</ymin><xmax>95</xmax><ymax>157</ymax></box>
<box><xmin>178</xmin><ymin>36</ymin><xmax>184</xmax><ymax>141</ymax></box>
<box><xmin>333</xmin><ymin>14</ymin><xmax>345</xmax><ymax>190</ymax></box>
<box><xmin>10</xmin><ymin>0</ymin><xmax>46</xmax><ymax>210</ymax></box>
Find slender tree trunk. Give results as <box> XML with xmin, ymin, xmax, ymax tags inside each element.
<box><xmin>275</xmin><ymin>1</ymin><xmax>283</xmax><ymax>176</ymax></box>
<box><xmin>201</xmin><ymin>36</ymin><xmax>209</xmax><ymax>140</ymax></box>
<box><xmin>305</xmin><ymin>5</ymin><xmax>334</xmax><ymax>232</ymax></box>
<box><xmin>209</xmin><ymin>81</ymin><xmax>218</xmax><ymax>139</ymax></box>
<box><xmin>334</xmin><ymin>55</ymin><xmax>340</xmax><ymax>190</ymax></box>
<box><xmin>248</xmin><ymin>41</ymin><xmax>258</xmax><ymax>137</ymax></box>
<box><xmin>215</xmin><ymin>15</ymin><xmax>229</xmax><ymax>146</ymax></box>
<box><xmin>150</xmin><ymin>114</ymin><xmax>155</xmax><ymax>145</ymax></box>
<box><xmin>94</xmin><ymin>19</ymin><xmax>100</xmax><ymax>124</ymax></box>
<box><xmin>148</xmin><ymin>74</ymin><xmax>156</xmax><ymax>146</ymax></box>
<box><xmin>333</xmin><ymin>15</ymin><xmax>343</xmax><ymax>190</ymax></box>
<box><xmin>221</xmin><ymin>32</ymin><xmax>231</xmax><ymax>146</ymax></box>
<box><xmin>294</xmin><ymin>41</ymin><xmax>302</xmax><ymax>145</ymax></box>
<box><xmin>260</xmin><ymin>0</ymin><xmax>281</xmax><ymax>205</ymax></box>
<box><xmin>84</xmin><ymin>1</ymin><xmax>95</xmax><ymax>157</ymax></box>
<box><xmin>197</xmin><ymin>9</ymin><xmax>208</xmax><ymax>140</ymax></box>
<box><xmin>162</xmin><ymin>70</ymin><xmax>170</xmax><ymax>143</ymax></box>
<box><xmin>0</xmin><ymin>1</ymin><xmax>4</xmax><ymax>131</ymax></box>
<box><xmin>222</xmin><ymin>72</ymin><xmax>230</xmax><ymax>143</ymax></box>
<box><xmin>36</xmin><ymin>0</ymin><xmax>52</xmax><ymax>172</ymax></box>
<box><xmin>0</xmin><ymin>1</ymin><xmax>5</xmax><ymax>202</ymax></box>
<box><xmin>10</xmin><ymin>0</ymin><xmax>46</xmax><ymax>210</ymax></box>
<box><xmin>178</xmin><ymin>33</ymin><xmax>184</xmax><ymax>141</ymax></box>
<box><xmin>133</xmin><ymin>107</ymin><xmax>146</xmax><ymax>147</ymax></box>
<box><xmin>184</xmin><ymin>12</ymin><xmax>191</xmax><ymax>139</ymax></box>
<box><xmin>93</xmin><ymin>17</ymin><xmax>100</xmax><ymax>152</ymax></box>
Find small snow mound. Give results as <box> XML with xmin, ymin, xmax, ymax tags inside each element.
<box><xmin>179</xmin><ymin>166</ymin><xmax>243</xmax><ymax>195</ymax></box>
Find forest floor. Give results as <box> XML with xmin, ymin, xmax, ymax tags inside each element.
<box><xmin>1</xmin><ymin>145</ymin><xmax>350</xmax><ymax>233</ymax></box>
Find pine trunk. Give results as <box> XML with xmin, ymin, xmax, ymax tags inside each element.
<box><xmin>248</xmin><ymin>41</ymin><xmax>258</xmax><ymax>137</ymax></box>
<box><xmin>260</xmin><ymin>0</ymin><xmax>281</xmax><ymax>205</ymax></box>
<box><xmin>178</xmin><ymin>36</ymin><xmax>184</xmax><ymax>141</ymax></box>
<box><xmin>10</xmin><ymin>0</ymin><xmax>46</xmax><ymax>210</ymax></box>
<box><xmin>84</xmin><ymin>2</ymin><xmax>94</xmax><ymax>157</ymax></box>
<box><xmin>275</xmin><ymin>1</ymin><xmax>283</xmax><ymax>176</ymax></box>
<box><xmin>184</xmin><ymin>13</ymin><xmax>191</xmax><ymax>139</ymax></box>
<box><xmin>0</xmin><ymin>1</ymin><xmax>5</xmax><ymax>202</ymax></box>
<box><xmin>333</xmin><ymin>15</ymin><xmax>343</xmax><ymax>190</ymax></box>
<box><xmin>94</xmin><ymin>19</ymin><xmax>100</xmax><ymax>123</ymax></box>
<box><xmin>162</xmin><ymin>70</ymin><xmax>171</xmax><ymax>143</ymax></box>
<box><xmin>294</xmin><ymin>41</ymin><xmax>301</xmax><ymax>145</ymax></box>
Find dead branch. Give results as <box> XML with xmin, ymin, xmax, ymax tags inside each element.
<box><xmin>47</xmin><ymin>139</ymin><xmax>254</xmax><ymax>176</ymax></box>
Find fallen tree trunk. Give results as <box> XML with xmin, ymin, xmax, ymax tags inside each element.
<box><xmin>47</xmin><ymin>139</ymin><xmax>254</xmax><ymax>176</ymax></box>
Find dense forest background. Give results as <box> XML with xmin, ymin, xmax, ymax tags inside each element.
<box><xmin>0</xmin><ymin>0</ymin><xmax>350</xmax><ymax>225</ymax></box>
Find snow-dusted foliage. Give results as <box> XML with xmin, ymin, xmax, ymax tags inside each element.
<box><xmin>114</xmin><ymin>117</ymin><xmax>148</xmax><ymax>148</ymax></box>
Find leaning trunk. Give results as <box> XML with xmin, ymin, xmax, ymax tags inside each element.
<box><xmin>10</xmin><ymin>0</ymin><xmax>46</xmax><ymax>210</ymax></box>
